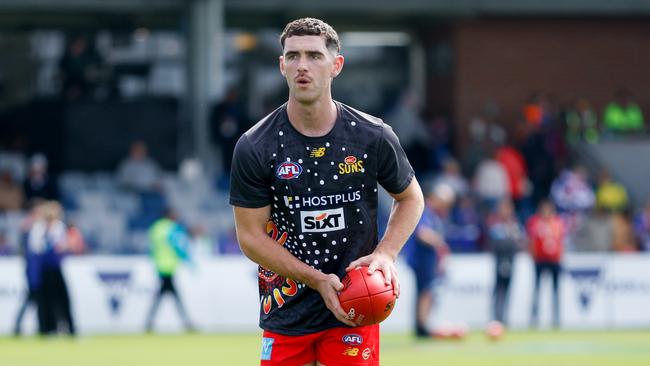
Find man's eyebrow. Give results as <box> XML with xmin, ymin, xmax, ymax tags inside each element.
<box><xmin>284</xmin><ymin>50</ymin><xmax>325</xmax><ymax>56</ymax></box>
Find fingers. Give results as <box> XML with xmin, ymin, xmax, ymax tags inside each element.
<box><xmin>328</xmin><ymin>274</ymin><xmax>344</xmax><ymax>291</ymax></box>
<box><xmin>391</xmin><ymin>268</ymin><xmax>400</xmax><ymax>298</ymax></box>
<box><xmin>381</xmin><ymin>265</ymin><xmax>392</xmax><ymax>286</ymax></box>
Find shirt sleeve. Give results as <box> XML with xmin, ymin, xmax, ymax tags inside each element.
<box><xmin>376</xmin><ymin>123</ymin><xmax>415</xmax><ymax>194</ymax></box>
<box><xmin>229</xmin><ymin>133</ymin><xmax>272</xmax><ymax>208</ymax></box>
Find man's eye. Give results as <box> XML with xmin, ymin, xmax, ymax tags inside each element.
<box><xmin>310</xmin><ymin>54</ymin><xmax>321</xmax><ymax>60</ymax></box>
<box><xmin>286</xmin><ymin>54</ymin><xmax>297</xmax><ymax>60</ymax></box>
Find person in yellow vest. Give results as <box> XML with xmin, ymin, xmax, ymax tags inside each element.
<box><xmin>596</xmin><ymin>169</ymin><xmax>629</xmax><ymax>213</ymax></box>
<box><xmin>145</xmin><ymin>208</ymin><xmax>195</xmax><ymax>332</ymax></box>
<box><xmin>603</xmin><ymin>89</ymin><xmax>645</xmax><ymax>134</ymax></box>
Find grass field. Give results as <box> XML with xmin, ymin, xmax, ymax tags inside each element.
<box><xmin>1</xmin><ymin>330</ymin><xmax>649</xmax><ymax>366</ymax></box>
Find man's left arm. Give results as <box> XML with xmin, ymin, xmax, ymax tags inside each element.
<box><xmin>346</xmin><ymin>178</ymin><xmax>424</xmax><ymax>297</ymax></box>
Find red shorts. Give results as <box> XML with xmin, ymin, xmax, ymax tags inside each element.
<box><xmin>260</xmin><ymin>324</ymin><xmax>380</xmax><ymax>366</ymax></box>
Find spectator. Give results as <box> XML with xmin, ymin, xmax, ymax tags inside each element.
<box><xmin>0</xmin><ymin>168</ymin><xmax>24</xmax><ymax>211</ymax></box>
<box><xmin>446</xmin><ymin>195</ymin><xmax>482</xmax><ymax>253</ymax></box>
<box><xmin>633</xmin><ymin>198</ymin><xmax>650</xmax><ymax>251</ymax></box>
<box><xmin>603</xmin><ymin>88</ymin><xmax>645</xmax><ymax>135</ymax></box>
<box><xmin>0</xmin><ymin>230</ymin><xmax>11</xmax><ymax>255</ymax></box>
<box><xmin>58</xmin><ymin>34</ymin><xmax>105</xmax><ymax>101</ymax></box>
<box><xmin>611</xmin><ymin>209</ymin><xmax>637</xmax><ymax>252</ymax></box>
<box><xmin>550</xmin><ymin>165</ymin><xmax>595</xmax><ymax>249</ymax></box>
<box><xmin>23</xmin><ymin>154</ymin><xmax>58</xmax><ymax>202</ymax></box>
<box><xmin>527</xmin><ymin>200</ymin><xmax>565</xmax><ymax>328</ymax></box>
<box><xmin>435</xmin><ymin>158</ymin><xmax>469</xmax><ymax>198</ymax></box>
<box><xmin>564</xmin><ymin>98</ymin><xmax>599</xmax><ymax>144</ymax></box>
<box><xmin>116</xmin><ymin>140</ymin><xmax>161</xmax><ymax>193</ymax></box>
<box><xmin>384</xmin><ymin>90</ymin><xmax>432</xmax><ymax>174</ymax></box>
<box><xmin>574</xmin><ymin>207</ymin><xmax>613</xmax><ymax>252</ymax></box>
<box><xmin>404</xmin><ymin>183</ymin><xmax>455</xmax><ymax>338</ymax></box>
<box><xmin>487</xmin><ymin>198</ymin><xmax>526</xmax><ymax>326</ymax></box>
<box><xmin>595</xmin><ymin>169</ymin><xmax>628</xmax><ymax>213</ymax></box>
<box><xmin>495</xmin><ymin>142</ymin><xmax>530</xmax><ymax>217</ymax></box>
<box><xmin>210</xmin><ymin>87</ymin><xmax>246</xmax><ymax>188</ymax></box>
<box><xmin>66</xmin><ymin>221</ymin><xmax>86</xmax><ymax>255</ymax></box>
<box><xmin>473</xmin><ymin>151</ymin><xmax>509</xmax><ymax>215</ymax></box>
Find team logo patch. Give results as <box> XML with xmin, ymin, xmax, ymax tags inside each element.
<box><xmin>310</xmin><ymin>147</ymin><xmax>326</xmax><ymax>158</ymax></box>
<box><xmin>362</xmin><ymin>348</ymin><xmax>371</xmax><ymax>360</ymax></box>
<box><xmin>339</xmin><ymin>155</ymin><xmax>364</xmax><ymax>175</ymax></box>
<box><xmin>342</xmin><ymin>334</ymin><xmax>363</xmax><ymax>345</ymax></box>
<box><xmin>300</xmin><ymin>208</ymin><xmax>345</xmax><ymax>233</ymax></box>
<box><xmin>261</xmin><ymin>337</ymin><xmax>274</xmax><ymax>360</ymax></box>
<box><xmin>276</xmin><ymin>162</ymin><xmax>302</xmax><ymax>180</ymax></box>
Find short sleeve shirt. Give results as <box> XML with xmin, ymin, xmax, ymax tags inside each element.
<box><xmin>229</xmin><ymin>101</ymin><xmax>414</xmax><ymax>335</ymax></box>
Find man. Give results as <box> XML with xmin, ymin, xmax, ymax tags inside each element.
<box><xmin>404</xmin><ymin>183</ymin><xmax>454</xmax><ymax>338</ymax></box>
<box><xmin>145</xmin><ymin>209</ymin><xmax>194</xmax><ymax>332</ymax></box>
<box><xmin>230</xmin><ymin>18</ymin><xmax>423</xmax><ymax>366</ymax></box>
<box><xmin>486</xmin><ymin>198</ymin><xmax>526</xmax><ymax>326</ymax></box>
<box><xmin>527</xmin><ymin>199</ymin><xmax>564</xmax><ymax>328</ymax></box>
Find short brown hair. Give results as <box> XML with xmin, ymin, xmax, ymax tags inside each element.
<box><xmin>280</xmin><ymin>17</ymin><xmax>340</xmax><ymax>54</ymax></box>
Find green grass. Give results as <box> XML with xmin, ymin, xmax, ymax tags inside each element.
<box><xmin>1</xmin><ymin>331</ymin><xmax>649</xmax><ymax>366</ymax></box>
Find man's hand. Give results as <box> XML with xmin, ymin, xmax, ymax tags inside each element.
<box><xmin>345</xmin><ymin>251</ymin><xmax>400</xmax><ymax>298</ymax></box>
<box><xmin>312</xmin><ymin>273</ymin><xmax>357</xmax><ymax>327</ymax></box>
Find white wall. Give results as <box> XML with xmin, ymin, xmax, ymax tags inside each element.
<box><xmin>1</xmin><ymin>253</ymin><xmax>650</xmax><ymax>335</ymax></box>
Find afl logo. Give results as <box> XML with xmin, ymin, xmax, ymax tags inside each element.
<box><xmin>276</xmin><ymin>162</ymin><xmax>302</xmax><ymax>179</ymax></box>
<box><xmin>342</xmin><ymin>334</ymin><xmax>363</xmax><ymax>345</ymax></box>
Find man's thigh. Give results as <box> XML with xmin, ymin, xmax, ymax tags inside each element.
<box><xmin>260</xmin><ymin>329</ymin><xmax>320</xmax><ymax>366</ymax></box>
<box><xmin>316</xmin><ymin>325</ymin><xmax>380</xmax><ymax>366</ymax></box>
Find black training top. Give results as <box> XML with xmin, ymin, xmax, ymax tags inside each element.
<box><xmin>229</xmin><ymin>101</ymin><xmax>414</xmax><ymax>335</ymax></box>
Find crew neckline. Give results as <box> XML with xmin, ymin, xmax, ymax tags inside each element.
<box><xmin>283</xmin><ymin>101</ymin><xmax>342</xmax><ymax>141</ymax></box>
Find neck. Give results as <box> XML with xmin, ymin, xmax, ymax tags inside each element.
<box><xmin>286</xmin><ymin>97</ymin><xmax>337</xmax><ymax>137</ymax></box>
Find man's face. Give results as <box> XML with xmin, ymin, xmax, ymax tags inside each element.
<box><xmin>280</xmin><ymin>35</ymin><xmax>344</xmax><ymax>104</ymax></box>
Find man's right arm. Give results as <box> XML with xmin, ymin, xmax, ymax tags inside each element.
<box><xmin>233</xmin><ymin>205</ymin><xmax>356</xmax><ymax>326</ymax></box>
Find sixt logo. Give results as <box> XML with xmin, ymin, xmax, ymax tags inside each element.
<box><xmin>97</xmin><ymin>271</ymin><xmax>132</xmax><ymax>316</ymax></box>
<box><xmin>342</xmin><ymin>334</ymin><xmax>363</xmax><ymax>345</ymax></box>
<box><xmin>276</xmin><ymin>162</ymin><xmax>302</xmax><ymax>180</ymax></box>
<box><xmin>310</xmin><ymin>147</ymin><xmax>326</xmax><ymax>158</ymax></box>
<box><xmin>300</xmin><ymin>208</ymin><xmax>345</xmax><ymax>233</ymax></box>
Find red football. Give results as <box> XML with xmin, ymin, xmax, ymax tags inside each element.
<box><xmin>338</xmin><ymin>266</ymin><xmax>396</xmax><ymax>326</ymax></box>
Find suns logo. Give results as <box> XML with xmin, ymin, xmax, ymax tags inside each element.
<box><xmin>259</xmin><ymin>220</ymin><xmax>299</xmax><ymax>314</ymax></box>
<box><xmin>338</xmin><ymin>155</ymin><xmax>364</xmax><ymax>175</ymax></box>
<box><xmin>309</xmin><ymin>147</ymin><xmax>326</xmax><ymax>158</ymax></box>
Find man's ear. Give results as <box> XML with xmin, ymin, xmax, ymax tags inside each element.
<box><xmin>331</xmin><ymin>54</ymin><xmax>345</xmax><ymax>78</ymax></box>
<box><xmin>279</xmin><ymin>55</ymin><xmax>286</xmax><ymax>77</ymax></box>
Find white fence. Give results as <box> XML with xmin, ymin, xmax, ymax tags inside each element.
<box><xmin>1</xmin><ymin>253</ymin><xmax>650</xmax><ymax>335</ymax></box>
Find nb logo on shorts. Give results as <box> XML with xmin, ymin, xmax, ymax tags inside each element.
<box><xmin>261</xmin><ymin>337</ymin><xmax>274</xmax><ymax>360</ymax></box>
<box><xmin>342</xmin><ymin>347</ymin><xmax>359</xmax><ymax>357</ymax></box>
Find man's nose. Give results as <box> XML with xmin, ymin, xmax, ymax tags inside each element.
<box><xmin>297</xmin><ymin>55</ymin><xmax>308</xmax><ymax>71</ymax></box>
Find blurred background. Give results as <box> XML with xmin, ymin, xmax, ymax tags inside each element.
<box><xmin>1</xmin><ymin>0</ymin><xmax>650</xmax><ymax>350</ymax></box>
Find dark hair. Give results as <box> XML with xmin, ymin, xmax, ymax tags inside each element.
<box><xmin>280</xmin><ymin>17</ymin><xmax>340</xmax><ymax>54</ymax></box>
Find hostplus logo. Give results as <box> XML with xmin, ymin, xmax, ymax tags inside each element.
<box><xmin>283</xmin><ymin>191</ymin><xmax>361</xmax><ymax>209</ymax></box>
